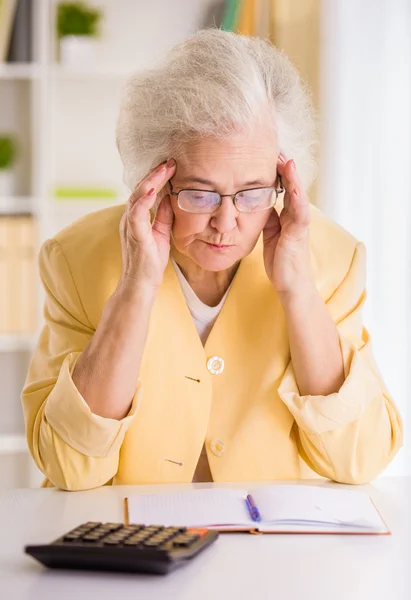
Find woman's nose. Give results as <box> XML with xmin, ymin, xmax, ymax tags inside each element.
<box><xmin>209</xmin><ymin>196</ymin><xmax>238</xmax><ymax>233</ymax></box>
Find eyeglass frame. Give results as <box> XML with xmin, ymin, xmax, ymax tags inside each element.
<box><xmin>168</xmin><ymin>176</ymin><xmax>285</xmax><ymax>214</ymax></box>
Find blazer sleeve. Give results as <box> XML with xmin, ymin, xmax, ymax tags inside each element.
<box><xmin>21</xmin><ymin>239</ymin><xmax>142</xmax><ymax>491</ymax></box>
<box><xmin>277</xmin><ymin>242</ymin><xmax>403</xmax><ymax>484</ymax></box>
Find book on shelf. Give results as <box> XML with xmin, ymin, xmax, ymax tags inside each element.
<box><xmin>7</xmin><ymin>0</ymin><xmax>32</xmax><ymax>63</ymax></box>
<box><xmin>0</xmin><ymin>0</ymin><xmax>18</xmax><ymax>62</ymax></box>
<box><xmin>0</xmin><ymin>214</ymin><xmax>37</xmax><ymax>334</ymax></box>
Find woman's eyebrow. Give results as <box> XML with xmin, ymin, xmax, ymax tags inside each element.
<box><xmin>177</xmin><ymin>177</ymin><xmax>271</xmax><ymax>187</ymax></box>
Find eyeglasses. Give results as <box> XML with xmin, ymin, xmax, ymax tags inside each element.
<box><xmin>168</xmin><ymin>177</ymin><xmax>284</xmax><ymax>214</ymax></box>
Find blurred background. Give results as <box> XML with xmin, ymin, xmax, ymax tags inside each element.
<box><xmin>0</xmin><ymin>0</ymin><xmax>409</xmax><ymax>488</ymax></box>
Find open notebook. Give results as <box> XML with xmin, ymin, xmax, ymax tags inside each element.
<box><xmin>125</xmin><ymin>485</ymin><xmax>389</xmax><ymax>535</ymax></box>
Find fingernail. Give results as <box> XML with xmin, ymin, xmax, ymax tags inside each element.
<box><xmin>278</xmin><ymin>153</ymin><xmax>286</xmax><ymax>163</ymax></box>
<box><xmin>293</xmin><ymin>188</ymin><xmax>299</xmax><ymax>197</ymax></box>
<box><xmin>166</xmin><ymin>158</ymin><xmax>176</xmax><ymax>168</ymax></box>
<box><xmin>290</xmin><ymin>159</ymin><xmax>296</xmax><ymax>170</ymax></box>
<box><xmin>156</xmin><ymin>162</ymin><xmax>167</xmax><ymax>172</ymax></box>
<box><xmin>147</xmin><ymin>187</ymin><xmax>155</xmax><ymax>196</ymax></box>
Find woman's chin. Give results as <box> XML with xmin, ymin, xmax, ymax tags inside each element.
<box><xmin>192</xmin><ymin>246</ymin><xmax>240</xmax><ymax>271</ymax></box>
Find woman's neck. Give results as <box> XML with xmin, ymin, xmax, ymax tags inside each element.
<box><xmin>170</xmin><ymin>246</ymin><xmax>239</xmax><ymax>307</ymax></box>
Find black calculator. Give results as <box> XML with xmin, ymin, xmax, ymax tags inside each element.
<box><xmin>25</xmin><ymin>521</ymin><xmax>219</xmax><ymax>575</ymax></box>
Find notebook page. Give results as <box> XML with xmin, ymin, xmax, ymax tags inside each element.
<box><xmin>127</xmin><ymin>488</ymin><xmax>252</xmax><ymax>527</ymax></box>
<box><xmin>251</xmin><ymin>485</ymin><xmax>386</xmax><ymax>530</ymax></box>
<box><xmin>258</xmin><ymin>522</ymin><xmax>388</xmax><ymax>534</ymax></box>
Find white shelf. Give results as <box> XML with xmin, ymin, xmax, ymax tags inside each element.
<box><xmin>0</xmin><ymin>434</ymin><xmax>28</xmax><ymax>454</ymax></box>
<box><xmin>0</xmin><ymin>63</ymin><xmax>42</xmax><ymax>80</ymax></box>
<box><xmin>0</xmin><ymin>196</ymin><xmax>37</xmax><ymax>215</ymax></box>
<box><xmin>0</xmin><ymin>334</ymin><xmax>36</xmax><ymax>352</ymax></box>
<box><xmin>51</xmin><ymin>64</ymin><xmax>137</xmax><ymax>79</ymax></box>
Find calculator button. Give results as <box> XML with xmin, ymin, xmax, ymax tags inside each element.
<box><xmin>82</xmin><ymin>522</ymin><xmax>101</xmax><ymax>531</ymax></box>
<box><xmin>127</xmin><ymin>531</ymin><xmax>150</xmax><ymax>539</ymax></box>
<box><xmin>123</xmin><ymin>539</ymin><xmax>142</xmax><ymax>546</ymax></box>
<box><xmin>103</xmin><ymin>539</ymin><xmax>121</xmax><ymax>546</ymax></box>
<box><xmin>147</xmin><ymin>535</ymin><xmax>166</xmax><ymax>544</ymax></box>
<box><xmin>126</xmin><ymin>535</ymin><xmax>151</xmax><ymax>544</ymax></box>
<box><xmin>143</xmin><ymin>539</ymin><xmax>161</xmax><ymax>547</ymax></box>
<box><xmin>102</xmin><ymin>533</ymin><xmax>129</xmax><ymax>544</ymax></box>
<box><xmin>121</xmin><ymin>526</ymin><xmax>140</xmax><ymax>535</ymax></box>
<box><xmin>99</xmin><ymin>526</ymin><xmax>122</xmax><ymax>534</ymax></box>
<box><xmin>63</xmin><ymin>533</ymin><xmax>81</xmax><ymax>541</ymax></box>
<box><xmin>172</xmin><ymin>534</ymin><xmax>199</xmax><ymax>547</ymax></box>
<box><xmin>103</xmin><ymin>535</ymin><xmax>126</xmax><ymax>543</ymax></box>
<box><xmin>144</xmin><ymin>529</ymin><xmax>162</xmax><ymax>536</ymax></box>
<box><xmin>163</xmin><ymin>527</ymin><xmax>180</xmax><ymax>535</ymax></box>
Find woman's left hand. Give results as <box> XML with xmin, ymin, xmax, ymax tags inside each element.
<box><xmin>263</xmin><ymin>154</ymin><xmax>314</xmax><ymax>300</ymax></box>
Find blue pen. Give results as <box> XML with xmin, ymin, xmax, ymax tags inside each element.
<box><xmin>245</xmin><ymin>494</ymin><xmax>262</xmax><ymax>522</ymax></box>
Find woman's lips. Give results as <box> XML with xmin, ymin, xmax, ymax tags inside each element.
<box><xmin>205</xmin><ymin>242</ymin><xmax>233</xmax><ymax>249</ymax></box>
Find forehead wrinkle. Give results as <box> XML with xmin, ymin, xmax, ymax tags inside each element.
<box><xmin>176</xmin><ymin>176</ymin><xmax>274</xmax><ymax>188</ymax></box>
<box><xmin>179</xmin><ymin>148</ymin><xmax>274</xmax><ymax>165</ymax></box>
<box><xmin>174</xmin><ymin>159</ymin><xmax>277</xmax><ymax>188</ymax></box>
<box><xmin>174</xmin><ymin>138</ymin><xmax>277</xmax><ymax>189</ymax></box>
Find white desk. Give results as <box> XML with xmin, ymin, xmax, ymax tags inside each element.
<box><xmin>0</xmin><ymin>478</ymin><xmax>410</xmax><ymax>600</ymax></box>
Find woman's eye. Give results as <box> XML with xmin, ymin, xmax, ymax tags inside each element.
<box><xmin>241</xmin><ymin>193</ymin><xmax>261</xmax><ymax>204</ymax></box>
<box><xmin>192</xmin><ymin>193</ymin><xmax>216</xmax><ymax>204</ymax></box>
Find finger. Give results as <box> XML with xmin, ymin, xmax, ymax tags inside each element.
<box><xmin>139</xmin><ymin>159</ymin><xmax>176</xmax><ymax>197</ymax></box>
<box><xmin>152</xmin><ymin>194</ymin><xmax>174</xmax><ymax>239</ymax></box>
<box><xmin>276</xmin><ymin>154</ymin><xmax>292</xmax><ymax>212</ymax></box>
<box><xmin>277</xmin><ymin>157</ymin><xmax>308</xmax><ymax>214</ymax></box>
<box><xmin>288</xmin><ymin>188</ymin><xmax>311</xmax><ymax>226</ymax></box>
<box><xmin>129</xmin><ymin>186</ymin><xmax>157</xmax><ymax>221</ymax></box>
<box><xmin>277</xmin><ymin>157</ymin><xmax>301</xmax><ymax>196</ymax></box>
<box><xmin>128</xmin><ymin>159</ymin><xmax>176</xmax><ymax>211</ymax></box>
<box><xmin>262</xmin><ymin>207</ymin><xmax>281</xmax><ymax>242</ymax></box>
<box><xmin>127</xmin><ymin>158</ymin><xmax>176</xmax><ymax>231</ymax></box>
<box><xmin>127</xmin><ymin>187</ymin><xmax>158</xmax><ymax>241</ymax></box>
<box><xmin>281</xmin><ymin>185</ymin><xmax>310</xmax><ymax>223</ymax></box>
<box><xmin>280</xmin><ymin>189</ymin><xmax>311</xmax><ymax>242</ymax></box>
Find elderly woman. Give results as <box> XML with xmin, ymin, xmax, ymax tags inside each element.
<box><xmin>22</xmin><ymin>29</ymin><xmax>402</xmax><ymax>491</ymax></box>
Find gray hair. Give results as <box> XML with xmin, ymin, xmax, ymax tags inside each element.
<box><xmin>116</xmin><ymin>28</ymin><xmax>318</xmax><ymax>198</ymax></box>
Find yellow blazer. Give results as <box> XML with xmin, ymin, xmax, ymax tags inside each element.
<box><xmin>22</xmin><ymin>202</ymin><xmax>403</xmax><ymax>490</ymax></box>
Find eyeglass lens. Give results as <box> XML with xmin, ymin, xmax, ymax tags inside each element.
<box><xmin>178</xmin><ymin>187</ymin><xmax>277</xmax><ymax>213</ymax></box>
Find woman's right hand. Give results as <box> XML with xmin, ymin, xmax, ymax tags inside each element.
<box><xmin>119</xmin><ymin>158</ymin><xmax>177</xmax><ymax>292</ymax></box>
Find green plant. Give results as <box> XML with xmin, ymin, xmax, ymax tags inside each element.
<box><xmin>57</xmin><ymin>2</ymin><xmax>102</xmax><ymax>38</ymax></box>
<box><xmin>0</xmin><ymin>136</ymin><xmax>17</xmax><ymax>170</ymax></box>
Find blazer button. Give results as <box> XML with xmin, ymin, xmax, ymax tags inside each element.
<box><xmin>210</xmin><ymin>439</ymin><xmax>225</xmax><ymax>457</ymax></box>
<box><xmin>207</xmin><ymin>356</ymin><xmax>225</xmax><ymax>375</ymax></box>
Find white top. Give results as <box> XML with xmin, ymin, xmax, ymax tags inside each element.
<box><xmin>171</xmin><ymin>258</ymin><xmax>234</xmax><ymax>345</ymax></box>
<box><xmin>2</xmin><ymin>478</ymin><xmax>408</xmax><ymax>599</ymax></box>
